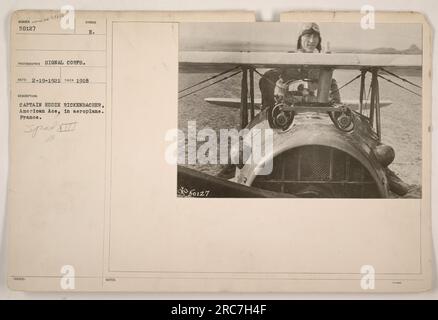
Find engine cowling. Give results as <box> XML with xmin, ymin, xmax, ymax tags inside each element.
<box><xmin>252</xmin><ymin>145</ymin><xmax>383</xmax><ymax>198</ymax></box>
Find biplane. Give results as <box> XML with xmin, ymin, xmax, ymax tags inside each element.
<box><xmin>178</xmin><ymin>51</ymin><xmax>422</xmax><ymax>198</ymax></box>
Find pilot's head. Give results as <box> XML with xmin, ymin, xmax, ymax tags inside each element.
<box><xmin>297</xmin><ymin>22</ymin><xmax>322</xmax><ymax>53</ymax></box>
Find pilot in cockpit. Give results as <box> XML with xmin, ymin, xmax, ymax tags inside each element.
<box><xmin>259</xmin><ymin>22</ymin><xmax>341</xmax><ymax>109</ymax></box>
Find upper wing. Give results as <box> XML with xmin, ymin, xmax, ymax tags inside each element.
<box><xmin>179</xmin><ymin>51</ymin><xmax>422</xmax><ymax>71</ymax></box>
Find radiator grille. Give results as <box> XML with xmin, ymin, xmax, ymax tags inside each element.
<box><xmin>252</xmin><ymin>145</ymin><xmax>380</xmax><ymax>198</ymax></box>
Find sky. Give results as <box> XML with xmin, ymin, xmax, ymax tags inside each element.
<box><xmin>179</xmin><ymin>22</ymin><xmax>422</xmax><ymax>52</ymax></box>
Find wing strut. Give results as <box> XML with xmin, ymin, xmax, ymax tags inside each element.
<box><xmin>249</xmin><ymin>68</ymin><xmax>255</xmax><ymax>121</ymax></box>
<box><xmin>359</xmin><ymin>69</ymin><xmax>366</xmax><ymax>114</ymax></box>
<box><xmin>369</xmin><ymin>68</ymin><xmax>381</xmax><ymax>141</ymax></box>
<box><xmin>240</xmin><ymin>66</ymin><xmax>249</xmax><ymax>128</ymax></box>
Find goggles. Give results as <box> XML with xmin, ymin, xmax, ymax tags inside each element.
<box><xmin>301</xmin><ymin>23</ymin><xmax>320</xmax><ymax>35</ymax></box>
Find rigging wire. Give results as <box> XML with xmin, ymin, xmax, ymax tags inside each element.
<box><xmin>178</xmin><ymin>70</ymin><xmax>242</xmax><ymax>100</ymax></box>
<box><xmin>377</xmin><ymin>74</ymin><xmax>422</xmax><ymax>97</ymax></box>
<box><xmin>330</xmin><ymin>73</ymin><xmax>362</xmax><ymax>95</ymax></box>
<box><xmin>380</xmin><ymin>67</ymin><xmax>421</xmax><ymax>89</ymax></box>
<box><xmin>178</xmin><ymin>66</ymin><xmax>241</xmax><ymax>94</ymax></box>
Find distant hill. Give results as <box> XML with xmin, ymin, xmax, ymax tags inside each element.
<box><xmin>402</xmin><ymin>44</ymin><xmax>423</xmax><ymax>54</ymax></box>
<box><xmin>335</xmin><ymin>44</ymin><xmax>422</xmax><ymax>55</ymax></box>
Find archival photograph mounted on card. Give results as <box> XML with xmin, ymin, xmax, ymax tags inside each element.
<box><xmin>177</xmin><ymin>22</ymin><xmax>423</xmax><ymax>199</ymax></box>
<box><xmin>6</xmin><ymin>10</ymin><xmax>432</xmax><ymax>292</ymax></box>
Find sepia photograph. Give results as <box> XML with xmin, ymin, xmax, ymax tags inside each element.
<box><xmin>177</xmin><ymin>22</ymin><xmax>422</xmax><ymax>198</ymax></box>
